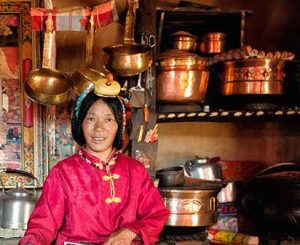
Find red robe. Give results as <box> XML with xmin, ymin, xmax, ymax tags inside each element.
<box><xmin>19</xmin><ymin>148</ymin><xmax>169</xmax><ymax>245</ymax></box>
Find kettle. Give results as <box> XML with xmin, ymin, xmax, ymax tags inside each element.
<box><xmin>0</xmin><ymin>168</ymin><xmax>39</xmax><ymax>229</ymax></box>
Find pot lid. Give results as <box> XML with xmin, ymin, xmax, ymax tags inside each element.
<box><xmin>6</xmin><ymin>186</ymin><xmax>34</xmax><ymax>197</ymax></box>
<box><xmin>157</xmin><ymin>49</ymin><xmax>207</xmax><ymax>67</ymax></box>
<box><xmin>171</xmin><ymin>31</ymin><xmax>197</xmax><ymax>40</ymax></box>
<box><xmin>93</xmin><ymin>77</ymin><xmax>121</xmax><ymax>97</ymax></box>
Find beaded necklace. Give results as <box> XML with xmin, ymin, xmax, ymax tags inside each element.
<box><xmin>79</xmin><ymin>149</ymin><xmax>121</xmax><ymax>204</ymax></box>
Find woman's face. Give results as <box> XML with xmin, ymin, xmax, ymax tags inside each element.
<box><xmin>82</xmin><ymin>99</ymin><xmax>118</xmax><ymax>159</ymax></box>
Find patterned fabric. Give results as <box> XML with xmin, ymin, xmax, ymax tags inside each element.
<box><xmin>30</xmin><ymin>0</ymin><xmax>118</xmax><ymax>31</ymax></box>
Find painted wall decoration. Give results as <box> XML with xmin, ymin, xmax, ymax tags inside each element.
<box><xmin>0</xmin><ymin>1</ymin><xmax>44</xmax><ymax>187</ymax></box>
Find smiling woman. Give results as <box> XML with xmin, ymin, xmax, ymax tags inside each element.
<box><xmin>19</xmin><ymin>76</ymin><xmax>169</xmax><ymax>245</ymax></box>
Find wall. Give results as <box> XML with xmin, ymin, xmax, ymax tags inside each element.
<box><xmin>157</xmin><ymin>121</ymin><xmax>300</xmax><ymax>168</ymax></box>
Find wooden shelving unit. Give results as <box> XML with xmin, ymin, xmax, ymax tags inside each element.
<box><xmin>157</xmin><ymin>105</ymin><xmax>300</xmax><ymax>123</ymax></box>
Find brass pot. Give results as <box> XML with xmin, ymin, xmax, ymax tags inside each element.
<box><xmin>156</xmin><ymin>49</ymin><xmax>209</xmax><ymax>103</ymax></box>
<box><xmin>171</xmin><ymin>31</ymin><xmax>197</xmax><ymax>51</ymax></box>
<box><xmin>103</xmin><ymin>0</ymin><xmax>152</xmax><ymax>76</ymax></box>
<box><xmin>217</xmin><ymin>58</ymin><xmax>286</xmax><ymax>95</ymax></box>
<box><xmin>160</xmin><ymin>184</ymin><xmax>221</xmax><ymax>227</ymax></box>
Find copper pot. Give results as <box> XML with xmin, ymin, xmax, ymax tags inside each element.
<box><xmin>171</xmin><ymin>31</ymin><xmax>197</xmax><ymax>51</ymax></box>
<box><xmin>217</xmin><ymin>58</ymin><xmax>286</xmax><ymax>95</ymax></box>
<box><xmin>160</xmin><ymin>183</ymin><xmax>221</xmax><ymax>227</ymax></box>
<box><xmin>200</xmin><ymin>32</ymin><xmax>226</xmax><ymax>54</ymax></box>
<box><xmin>156</xmin><ymin>49</ymin><xmax>209</xmax><ymax>103</ymax></box>
<box><xmin>103</xmin><ymin>0</ymin><xmax>152</xmax><ymax>76</ymax></box>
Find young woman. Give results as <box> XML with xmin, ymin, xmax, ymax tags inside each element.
<box><xmin>19</xmin><ymin>77</ymin><xmax>169</xmax><ymax>245</ymax></box>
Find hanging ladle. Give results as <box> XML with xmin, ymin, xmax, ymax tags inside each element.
<box><xmin>103</xmin><ymin>0</ymin><xmax>153</xmax><ymax>77</ymax></box>
<box><xmin>71</xmin><ymin>12</ymin><xmax>106</xmax><ymax>95</ymax></box>
<box><xmin>25</xmin><ymin>13</ymin><xmax>71</xmax><ymax>105</ymax></box>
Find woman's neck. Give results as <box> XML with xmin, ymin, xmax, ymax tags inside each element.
<box><xmin>84</xmin><ymin>146</ymin><xmax>115</xmax><ymax>162</ymax></box>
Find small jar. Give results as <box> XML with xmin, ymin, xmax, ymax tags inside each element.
<box><xmin>200</xmin><ymin>32</ymin><xmax>226</xmax><ymax>54</ymax></box>
<box><xmin>171</xmin><ymin>31</ymin><xmax>197</xmax><ymax>51</ymax></box>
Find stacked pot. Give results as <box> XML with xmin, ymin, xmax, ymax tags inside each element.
<box><xmin>156</xmin><ymin>32</ymin><xmax>210</xmax><ymax>104</ymax></box>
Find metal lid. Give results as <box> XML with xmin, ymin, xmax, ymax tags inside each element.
<box><xmin>6</xmin><ymin>186</ymin><xmax>33</xmax><ymax>197</ymax></box>
<box><xmin>171</xmin><ymin>31</ymin><xmax>197</xmax><ymax>40</ymax></box>
<box><xmin>157</xmin><ymin>49</ymin><xmax>207</xmax><ymax>68</ymax></box>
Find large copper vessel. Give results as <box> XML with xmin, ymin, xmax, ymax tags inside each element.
<box><xmin>160</xmin><ymin>184</ymin><xmax>221</xmax><ymax>227</ymax></box>
<box><xmin>156</xmin><ymin>49</ymin><xmax>209</xmax><ymax>103</ymax></box>
<box><xmin>218</xmin><ymin>58</ymin><xmax>285</xmax><ymax>95</ymax></box>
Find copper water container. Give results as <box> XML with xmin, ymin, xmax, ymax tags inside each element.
<box><xmin>156</xmin><ymin>49</ymin><xmax>209</xmax><ymax>103</ymax></box>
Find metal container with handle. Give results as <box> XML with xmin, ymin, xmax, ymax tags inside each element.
<box><xmin>156</xmin><ymin>49</ymin><xmax>209</xmax><ymax>103</ymax></box>
<box><xmin>0</xmin><ymin>168</ymin><xmax>39</xmax><ymax>229</ymax></box>
<box><xmin>103</xmin><ymin>0</ymin><xmax>153</xmax><ymax>76</ymax></box>
<box><xmin>160</xmin><ymin>183</ymin><xmax>222</xmax><ymax>227</ymax></box>
<box><xmin>25</xmin><ymin>13</ymin><xmax>71</xmax><ymax>105</ymax></box>
<box><xmin>71</xmin><ymin>12</ymin><xmax>106</xmax><ymax>95</ymax></box>
<box><xmin>184</xmin><ymin>156</ymin><xmax>222</xmax><ymax>181</ymax></box>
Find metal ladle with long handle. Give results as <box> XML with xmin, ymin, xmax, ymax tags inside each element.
<box><xmin>71</xmin><ymin>12</ymin><xmax>106</xmax><ymax>95</ymax></box>
<box><xmin>103</xmin><ymin>0</ymin><xmax>153</xmax><ymax>77</ymax></box>
<box><xmin>25</xmin><ymin>13</ymin><xmax>71</xmax><ymax>105</ymax></box>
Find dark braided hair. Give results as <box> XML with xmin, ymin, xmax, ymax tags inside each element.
<box><xmin>71</xmin><ymin>91</ymin><xmax>124</xmax><ymax>150</ymax></box>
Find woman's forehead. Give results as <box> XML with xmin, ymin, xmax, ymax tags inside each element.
<box><xmin>88</xmin><ymin>99</ymin><xmax>113</xmax><ymax>114</ymax></box>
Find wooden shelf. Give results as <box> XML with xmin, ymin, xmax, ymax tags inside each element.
<box><xmin>157</xmin><ymin>105</ymin><xmax>300</xmax><ymax>123</ymax></box>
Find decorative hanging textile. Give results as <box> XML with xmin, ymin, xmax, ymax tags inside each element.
<box><xmin>93</xmin><ymin>0</ymin><xmax>118</xmax><ymax>28</ymax></box>
<box><xmin>31</xmin><ymin>6</ymin><xmax>91</xmax><ymax>31</ymax></box>
<box><xmin>30</xmin><ymin>0</ymin><xmax>119</xmax><ymax>32</ymax></box>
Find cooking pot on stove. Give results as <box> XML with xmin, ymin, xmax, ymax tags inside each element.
<box><xmin>156</xmin><ymin>166</ymin><xmax>185</xmax><ymax>187</ymax></box>
<box><xmin>240</xmin><ymin>162</ymin><xmax>300</xmax><ymax>236</ymax></box>
<box><xmin>0</xmin><ymin>168</ymin><xmax>39</xmax><ymax>229</ymax></box>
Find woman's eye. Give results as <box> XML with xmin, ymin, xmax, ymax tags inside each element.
<box><xmin>106</xmin><ymin>118</ymin><xmax>115</xmax><ymax>122</ymax></box>
<box><xmin>86</xmin><ymin>117</ymin><xmax>95</xmax><ymax>122</ymax></box>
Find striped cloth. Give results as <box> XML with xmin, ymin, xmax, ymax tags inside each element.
<box><xmin>30</xmin><ymin>0</ymin><xmax>118</xmax><ymax>31</ymax></box>
<box><xmin>31</xmin><ymin>6</ymin><xmax>90</xmax><ymax>31</ymax></box>
<box><xmin>93</xmin><ymin>0</ymin><xmax>118</xmax><ymax>28</ymax></box>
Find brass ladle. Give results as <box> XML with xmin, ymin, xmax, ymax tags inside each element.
<box><xmin>103</xmin><ymin>0</ymin><xmax>153</xmax><ymax>77</ymax></box>
<box><xmin>71</xmin><ymin>12</ymin><xmax>106</xmax><ymax>95</ymax></box>
<box><xmin>25</xmin><ymin>13</ymin><xmax>71</xmax><ymax>105</ymax></box>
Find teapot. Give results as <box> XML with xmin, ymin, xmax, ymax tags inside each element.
<box><xmin>0</xmin><ymin>168</ymin><xmax>39</xmax><ymax>229</ymax></box>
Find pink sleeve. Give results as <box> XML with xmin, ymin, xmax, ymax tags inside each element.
<box><xmin>19</xmin><ymin>168</ymin><xmax>66</xmax><ymax>245</ymax></box>
<box><xmin>122</xmin><ymin>168</ymin><xmax>169</xmax><ymax>245</ymax></box>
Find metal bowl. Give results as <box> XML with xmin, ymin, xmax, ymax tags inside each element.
<box><xmin>103</xmin><ymin>43</ymin><xmax>152</xmax><ymax>77</ymax></box>
<box><xmin>25</xmin><ymin>67</ymin><xmax>71</xmax><ymax>105</ymax></box>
